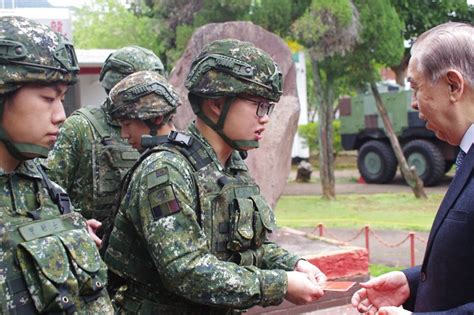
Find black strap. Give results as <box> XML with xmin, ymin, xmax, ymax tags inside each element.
<box><xmin>164</xmin><ymin>132</ymin><xmax>212</xmax><ymax>171</ymax></box>
<box><xmin>6</xmin><ymin>277</ymin><xmax>38</xmax><ymax>314</ymax></box>
<box><xmin>141</xmin><ymin>131</ymin><xmax>213</xmax><ymax>172</ymax></box>
<box><xmin>36</xmin><ymin>165</ymin><xmax>72</xmax><ymax>215</ymax></box>
<box><xmin>26</xmin><ymin>209</ymin><xmax>41</xmax><ymax>220</ymax></box>
<box><xmin>7</xmin><ymin>299</ymin><xmax>36</xmax><ymax>315</ymax></box>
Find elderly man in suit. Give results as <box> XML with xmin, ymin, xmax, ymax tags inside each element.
<box><xmin>352</xmin><ymin>22</ymin><xmax>474</xmax><ymax>315</ymax></box>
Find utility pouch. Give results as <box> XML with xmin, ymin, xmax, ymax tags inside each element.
<box><xmin>56</xmin><ymin>229</ymin><xmax>107</xmax><ymax>298</ymax></box>
<box><xmin>251</xmin><ymin>195</ymin><xmax>276</xmax><ymax>247</ymax></box>
<box><xmin>16</xmin><ymin>235</ymin><xmax>77</xmax><ymax>313</ymax></box>
<box><xmin>228</xmin><ymin>198</ymin><xmax>254</xmax><ymax>252</ymax></box>
<box><xmin>15</xmin><ymin>214</ymin><xmax>107</xmax><ymax>313</ymax></box>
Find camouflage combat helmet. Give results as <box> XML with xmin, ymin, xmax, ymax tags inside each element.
<box><xmin>185</xmin><ymin>39</ymin><xmax>282</xmax><ymax>101</ymax></box>
<box><xmin>109</xmin><ymin>70</ymin><xmax>180</xmax><ymax>135</ymax></box>
<box><xmin>185</xmin><ymin>38</ymin><xmax>282</xmax><ymax>151</ymax></box>
<box><xmin>100</xmin><ymin>46</ymin><xmax>166</xmax><ymax>93</ymax></box>
<box><xmin>0</xmin><ymin>16</ymin><xmax>79</xmax><ymax>160</ymax></box>
<box><xmin>0</xmin><ymin>16</ymin><xmax>78</xmax><ymax>94</ymax></box>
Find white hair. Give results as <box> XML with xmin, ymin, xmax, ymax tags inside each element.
<box><xmin>411</xmin><ymin>22</ymin><xmax>474</xmax><ymax>88</ymax></box>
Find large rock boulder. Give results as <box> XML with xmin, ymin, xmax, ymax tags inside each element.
<box><xmin>169</xmin><ymin>21</ymin><xmax>300</xmax><ymax>208</ymax></box>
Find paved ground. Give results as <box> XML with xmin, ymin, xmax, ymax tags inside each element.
<box><xmin>284</xmin><ymin>169</ymin><xmax>452</xmax><ymax>196</ymax></box>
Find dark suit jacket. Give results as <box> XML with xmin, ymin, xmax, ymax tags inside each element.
<box><xmin>403</xmin><ymin>145</ymin><xmax>474</xmax><ymax>314</ymax></box>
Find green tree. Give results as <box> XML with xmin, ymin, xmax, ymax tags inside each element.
<box><xmin>73</xmin><ymin>0</ymin><xmax>163</xmax><ymax>55</ymax></box>
<box><xmin>293</xmin><ymin>0</ymin><xmax>359</xmax><ymax>200</ymax></box>
<box><xmin>390</xmin><ymin>0</ymin><xmax>473</xmax><ymax>85</ymax></box>
<box><xmin>250</xmin><ymin>0</ymin><xmax>311</xmax><ymax>37</ymax></box>
<box><xmin>344</xmin><ymin>0</ymin><xmax>426</xmax><ymax>198</ymax></box>
<box><xmin>143</xmin><ymin>0</ymin><xmax>251</xmax><ymax>66</ymax></box>
<box><xmin>142</xmin><ymin>0</ymin><xmax>312</xmax><ymax>67</ymax></box>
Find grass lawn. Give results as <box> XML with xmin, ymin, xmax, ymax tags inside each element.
<box><xmin>369</xmin><ymin>264</ymin><xmax>404</xmax><ymax>277</ymax></box>
<box><xmin>274</xmin><ymin>193</ymin><xmax>444</xmax><ymax>231</ymax></box>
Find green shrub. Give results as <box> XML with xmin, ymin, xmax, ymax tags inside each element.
<box><xmin>298</xmin><ymin>120</ymin><xmax>342</xmax><ymax>153</ymax></box>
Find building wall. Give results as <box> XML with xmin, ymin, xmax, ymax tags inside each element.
<box><xmin>77</xmin><ymin>73</ymin><xmax>107</xmax><ymax>109</ymax></box>
<box><xmin>291</xmin><ymin>51</ymin><xmax>310</xmax><ymax>160</ymax></box>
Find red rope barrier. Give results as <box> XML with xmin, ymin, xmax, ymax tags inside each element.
<box><xmin>313</xmin><ymin>224</ymin><xmax>423</xmax><ymax>266</ymax></box>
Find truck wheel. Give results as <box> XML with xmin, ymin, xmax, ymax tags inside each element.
<box><xmin>444</xmin><ymin>160</ymin><xmax>454</xmax><ymax>173</ymax></box>
<box><xmin>358</xmin><ymin>140</ymin><xmax>397</xmax><ymax>183</ymax></box>
<box><xmin>403</xmin><ymin>139</ymin><xmax>445</xmax><ymax>186</ymax></box>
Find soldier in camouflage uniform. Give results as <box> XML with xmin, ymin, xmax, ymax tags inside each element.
<box><xmin>99</xmin><ymin>70</ymin><xmax>180</xmax><ymax>253</ymax></box>
<box><xmin>107</xmin><ymin>70</ymin><xmax>180</xmax><ymax>153</ymax></box>
<box><xmin>43</xmin><ymin>46</ymin><xmax>166</xmax><ymax>222</ymax></box>
<box><xmin>0</xmin><ymin>16</ymin><xmax>113</xmax><ymax>314</ymax></box>
<box><xmin>104</xmin><ymin>39</ymin><xmax>326</xmax><ymax>314</ymax></box>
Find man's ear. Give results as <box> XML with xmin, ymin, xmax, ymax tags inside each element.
<box><xmin>446</xmin><ymin>69</ymin><xmax>464</xmax><ymax>102</ymax></box>
<box><xmin>203</xmin><ymin>98</ymin><xmax>224</xmax><ymax>118</ymax></box>
<box><xmin>211</xmin><ymin>99</ymin><xmax>224</xmax><ymax>115</ymax></box>
<box><xmin>153</xmin><ymin>115</ymin><xmax>164</xmax><ymax>126</ymax></box>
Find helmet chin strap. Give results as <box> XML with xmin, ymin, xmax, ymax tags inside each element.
<box><xmin>190</xmin><ymin>95</ymin><xmax>259</xmax><ymax>151</ymax></box>
<box><xmin>0</xmin><ymin>127</ymin><xmax>50</xmax><ymax>160</ymax></box>
<box><xmin>143</xmin><ymin>113</ymin><xmax>173</xmax><ymax>137</ymax></box>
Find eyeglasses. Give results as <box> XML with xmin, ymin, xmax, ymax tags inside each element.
<box><xmin>238</xmin><ymin>95</ymin><xmax>275</xmax><ymax>118</ymax></box>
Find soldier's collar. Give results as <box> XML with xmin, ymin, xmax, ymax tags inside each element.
<box><xmin>188</xmin><ymin>123</ymin><xmax>247</xmax><ymax>172</ymax></box>
<box><xmin>0</xmin><ymin>160</ymin><xmax>43</xmax><ymax>179</ymax></box>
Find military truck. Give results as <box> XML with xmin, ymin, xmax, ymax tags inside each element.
<box><xmin>339</xmin><ymin>90</ymin><xmax>457</xmax><ymax>186</ymax></box>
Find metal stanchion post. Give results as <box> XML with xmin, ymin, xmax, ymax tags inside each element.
<box><xmin>409</xmin><ymin>232</ymin><xmax>415</xmax><ymax>267</ymax></box>
<box><xmin>365</xmin><ymin>225</ymin><xmax>370</xmax><ymax>261</ymax></box>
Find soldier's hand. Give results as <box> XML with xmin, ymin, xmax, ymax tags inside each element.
<box><xmin>86</xmin><ymin>219</ymin><xmax>102</xmax><ymax>247</ymax></box>
<box><xmin>285</xmin><ymin>271</ymin><xmax>324</xmax><ymax>305</ymax></box>
<box><xmin>294</xmin><ymin>259</ymin><xmax>327</xmax><ymax>285</ymax></box>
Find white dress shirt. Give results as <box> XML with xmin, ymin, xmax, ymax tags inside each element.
<box><xmin>459</xmin><ymin>124</ymin><xmax>474</xmax><ymax>154</ymax></box>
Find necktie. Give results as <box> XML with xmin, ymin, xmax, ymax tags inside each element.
<box><xmin>455</xmin><ymin>149</ymin><xmax>466</xmax><ymax>171</ymax></box>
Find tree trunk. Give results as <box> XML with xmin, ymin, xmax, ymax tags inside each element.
<box><xmin>311</xmin><ymin>54</ymin><xmax>335</xmax><ymax>200</ymax></box>
<box><xmin>370</xmin><ymin>82</ymin><xmax>427</xmax><ymax>199</ymax></box>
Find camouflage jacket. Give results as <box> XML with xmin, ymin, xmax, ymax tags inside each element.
<box><xmin>105</xmin><ymin>124</ymin><xmax>300</xmax><ymax>314</ymax></box>
<box><xmin>0</xmin><ymin>160</ymin><xmax>113</xmax><ymax>314</ymax></box>
<box><xmin>44</xmin><ymin>101</ymin><xmax>138</xmax><ymax>221</ymax></box>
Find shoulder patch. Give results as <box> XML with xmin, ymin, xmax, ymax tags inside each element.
<box><xmin>146</xmin><ymin>167</ymin><xmax>169</xmax><ymax>189</ymax></box>
<box><xmin>148</xmin><ymin>185</ymin><xmax>181</xmax><ymax>220</ymax></box>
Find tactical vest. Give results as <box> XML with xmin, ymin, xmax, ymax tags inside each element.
<box><xmin>1</xmin><ymin>164</ymin><xmax>110</xmax><ymax>314</ymax></box>
<box><xmin>74</xmin><ymin>107</ymin><xmax>140</xmax><ymax>220</ymax></box>
<box><xmin>104</xmin><ymin>132</ymin><xmax>276</xmax><ymax>313</ymax></box>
